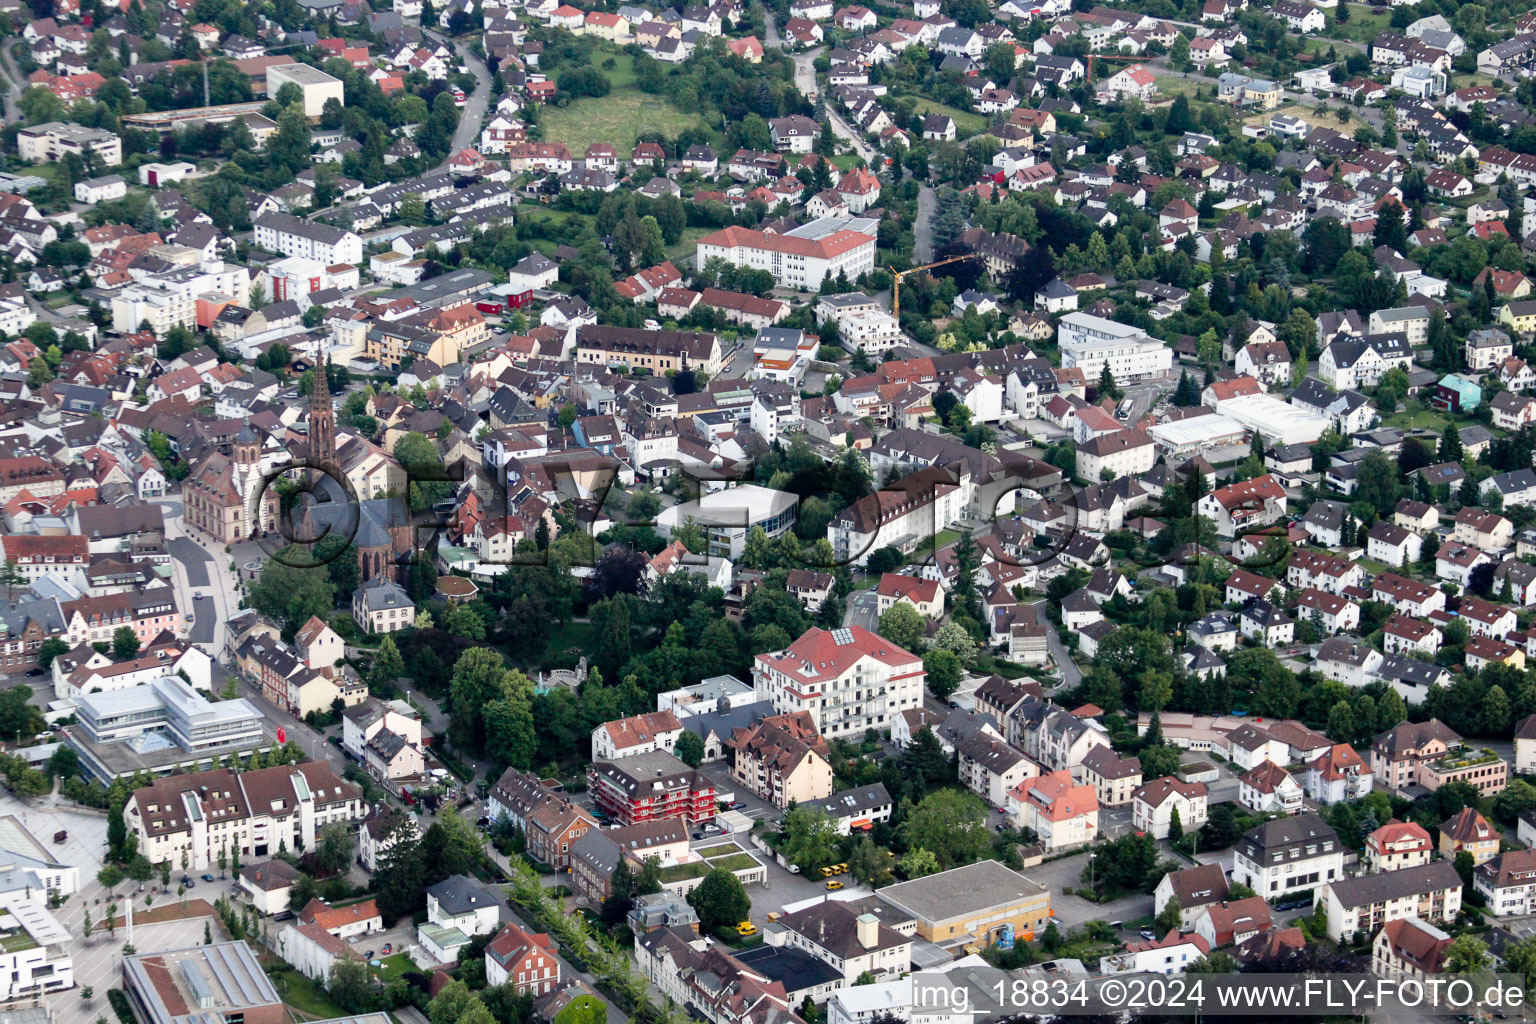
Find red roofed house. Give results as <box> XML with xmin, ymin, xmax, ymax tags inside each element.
<box><xmin>1008</xmin><ymin>770</ymin><xmax>1099</xmax><ymax>852</ymax></box>
<box><xmin>1193</xmin><ymin>897</ymin><xmax>1273</xmax><ymax>949</ymax></box>
<box><xmin>1100</xmin><ymin>63</ymin><xmax>1157</xmax><ymax>101</ymax></box>
<box><xmin>1305</xmin><ymin>743</ymin><xmax>1372</xmax><ymax>805</ymax></box>
<box><xmin>449</xmin><ymin>147</ymin><xmax>485</xmax><ymax>173</ymax></box>
<box><xmin>1365</xmin><ymin>819</ymin><xmax>1433</xmax><ymax>873</ymax></box>
<box><xmin>695</xmin><ymin>223</ymin><xmax>876</xmax><ymax>290</ymax></box>
<box><xmin>727</xmin><ymin>35</ymin><xmax>764</xmax><ymax>62</ymax></box>
<box><xmin>591</xmin><ymin>710</ymin><xmax>684</xmax><ymax>761</ymax></box>
<box><xmin>836</xmin><ymin>166</ymin><xmax>881</xmax><ymax>212</ymax></box>
<box><xmin>549</xmin><ymin>4</ymin><xmax>584</xmax><ymax>29</ymax></box>
<box><xmin>1196</xmin><ymin>473</ymin><xmax>1286</xmax><ymax>538</ymax></box>
<box><xmin>874</xmin><ymin>572</ymin><xmax>943</xmax><ymax>618</ymax></box>
<box><xmin>298</xmin><ymin>898</ymin><xmax>382</xmax><ymax>939</ymax></box>
<box><xmin>485</xmin><ymin>921</ymin><xmax>560</xmax><ymax>995</ymax></box>
<box><xmin>753</xmin><ymin>625</ymin><xmax>925</xmax><ymax>740</ymax></box>
<box><xmin>1374</xmin><ymin>916</ymin><xmax>1452</xmax><ymax>978</ymax></box>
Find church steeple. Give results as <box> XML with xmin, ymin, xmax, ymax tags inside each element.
<box><xmin>310</xmin><ymin>355</ymin><xmax>336</xmax><ymax>472</ymax></box>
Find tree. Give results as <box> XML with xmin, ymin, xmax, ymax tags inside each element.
<box><xmin>1356</xmin><ymin>450</ymin><xmax>1402</xmax><ymax>515</ymax></box>
<box><xmin>687</xmin><ymin>868</ymin><xmax>750</xmax><ymax>931</ymax></box>
<box><xmin>112</xmin><ymin>626</ymin><xmax>141</xmax><ymax>661</ymax></box>
<box><xmin>313</xmin><ymin>823</ymin><xmax>355</xmax><ymax>875</ymax></box>
<box><xmin>898</xmin><ymin>847</ymin><xmax>940</xmax><ymax>879</ymax></box>
<box><xmin>328</xmin><ymin>957</ymin><xmax>373</xmax><ymax>1013</ymax></box>
<box><xmin>900</xmin><ymin>727</ymin><xmax>952</xmax><ymax>787</ymax></box>
<box><xmin>1439</xmin><ymin>422</ymin><xmax>1463</xmax><ymax>463</ymax></box>
<box><xmin>900</xmin><ymin>789</ymin><xmax>991</xmax><ymax>868</ymax></box>
<box><xmin>1098</xmin><ymin>364</ymin><xmax>1123</xmax><ymax>402</ymax></box>
<box><xmin>1168</xmin><ymin>807</ymin><xmax>1183</xmax><ymax>846</ymax></box>
<box><xmin>249</xmin><ymin>551</ymin><xmax>336</xmax><ymax>633</ymax></box>
<box><xmin>370</xmin><ymin>635</ymin><xmax>404</xmax><ymax>689</ymax></box>
<box><xmin>781</xmin><ymin>806</ymin><xmax>840</xmax><ymax>871</ymax></box>
<box><xmin>1446</xmin><ymin>935</ymin><xmax>1492</xmax><ymax>974</ymax></box>
<box><xmin>878</xmin><ymin>604</ymin><xmax>926</xmax><ymax>653</ymax></box>
<box><xmin>675</xmin><ymin>731</ymin><xmax>705</xmax><ymax>768</ymax></box>
<box><xmin>373</xmin><ymin>817</ymin><xmax>426</xmax><ymax>920</ymax></box>
<box><xmin>1326</xmin><ymin>700</ymin><xmax>1356</xmax><ymax>743</ymax></box>
<box><xmin>923</xmin><ymin>649</ymin><xmax>964</xmax><ymax>700</ymax></box>
<box><xmin>1155</xmin><ymin>895</ymin><xmax>1182</xmax><ymax>934</ymax></box>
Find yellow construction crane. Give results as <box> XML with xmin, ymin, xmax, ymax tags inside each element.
<box><xmin>892</xmin><ymin>253</ymin><xmax>981</xmax><ymax>317</ymax></box>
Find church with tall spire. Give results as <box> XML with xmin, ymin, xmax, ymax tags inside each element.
<box><xmin>309</xmin><ymin>356</ymin><xmax>337</xmax><ymax>477</ymax></box>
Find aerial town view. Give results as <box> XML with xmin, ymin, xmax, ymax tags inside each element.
<box><xmin>12</xmin><ymin>0</ymin><xmax>1536</xmax><ymax>1018</ymax></box>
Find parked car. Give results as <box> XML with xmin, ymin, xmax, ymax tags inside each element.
<box><xmin>825</xmin><ymin>880</ymin><xmax>844</xmax><ymax>891</ymax></box>
<box><xmin>201</xmin><ymin>874</ymin><xmax>215</xmax><ymax>882</ymax></box>
<box><xmin>382</xmin><ymin>943</ymin><xmax>393</xmax><ymax>955</ymax></box>
<box><xmin>735</xmin><ymin>922</ymin><xmax>757</xmax><ymax>937</ymax></box>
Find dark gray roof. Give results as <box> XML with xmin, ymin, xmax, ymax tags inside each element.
<box><xmin>1324</xmin><ymin>861</ymin><xmax>1461</xmax><ymax>909</ymax></box>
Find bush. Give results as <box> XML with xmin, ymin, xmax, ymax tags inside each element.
<box><xmin>108</xmin><ymin>990</ymin><xmax>135</xmax><ymax>1024</ymax></box>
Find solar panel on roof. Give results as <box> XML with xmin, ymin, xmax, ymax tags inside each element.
<box><xmin>831</xmin><ymin>628</ymin><xmax>854</xmax><ymax>646</ymax></box>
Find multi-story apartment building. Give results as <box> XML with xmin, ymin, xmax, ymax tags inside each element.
<box><xmin>587</xmin><ymin>751</ymin><xmax>717</xmax><ymax>826</ymax></box>
<box><xmin>637</xmin><ymin>926</ymin><xmax>800</xmax><ymax>1024</ymax></box>
<box><xmin>1315</xmin><ymin>862</ymin><xmax>1463</xmax><ymax>942</ymax></box>
<box><xmin>1371</xmin><ymin>719</ymin><xmax>1509</xmax><ymax>796</ymax></box>
<box><xmin>253</xmin><ymin>212</ymin><xmax>363</xmax><ymax>265</ymax></box>
<box><xmin>523</xmin><ymin>798</ymin><xmax>598</xmax><ymax>871</ymax></box>
<box><xmin>695</xmin><ymin>223</ymin><xmax>877</xmax><ymax>290</ymax></box>
<box><xmin>1079</xmin><ymin>747</ymin><xmax>1142</xmax><ymax>808</ymax></box>
<box><xmin>1231</xmin><ymin>813</ymin><xmax>1345</xmax><ymax>900</ymax></box>
<box><xmin>1476</xmin><ymin>850</ymin><xmax>1536</xmax><ymax>916</ymax></box>
<box><xmin>957</xmin><ymin>733</ymin><xmax>1038</xmax><ymax>808</ymax></box>
<box><xmin>60</xmin><ymin>588</ymin><xmax>181</xmax><ymax>647</ymax></box>
<box><xmin>123</xmin><ymin>762</ymin><xmax>366</xmax><ymax>870</ymax></box>
<box><xmin>752</xmin><ymin>625</ymin><xmax>925</xmax><ymax>740</ymax></box>
<box><xmin>574</xmin><ymin>324</ymin><xmax>724</xmax><ymax>376</ymax></box>
<box><xmin>17</xmin><ymin>122</ymin><xmax>121</xmax><ymax>164</ymax></box>
<box><xmin>1056</xmin><ymin>312</ymin><xmax>1173</xmax><ymax>384</ymax></box>
<box><xmin>1008</xmin><ymin>770</ymin><xmax>1098</xmax><ymax>852</ymax></box>
<box><xmin>827</xmin><ymin>465</ymin><xmax>967</xmax><ymax>567</ymax></box>
<box><xmin>1131</xmin><ymin>777</ymin><xmax>1208</xmax><ymax>840</ymax></box>
<box><xmin>725</xmin><ymin>710</ymin><xmax>834</xmax><ymax>809</ymax></box>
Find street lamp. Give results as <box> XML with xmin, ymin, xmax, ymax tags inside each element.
<box><xmin>1088</xmin><ymin>851</ymin><xmax>1096</xmax><ymax>893</ymax></box>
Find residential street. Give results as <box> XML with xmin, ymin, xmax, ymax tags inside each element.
<box><xmin>423</xmin><ymin>27</ymin><xmax>492</xmax><ymax>176</ymax></box>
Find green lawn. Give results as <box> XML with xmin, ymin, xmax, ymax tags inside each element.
<box><xmin>1384</xmin><ymin>407</ymin><xmax>1450</xmax><ymax>432</ymax></box>
<box><xmin>269</xmin><ymin>967</ymin><xmax>349</xmax><ymax>1020</ymax></box>
<box><xmin>539</xmin><ymin>73</ymin><xmax>712</xmax><ymax>156</ymax></box>
<box><xmin>538</xmin><ymin>620</ymin><xmax>598</xmax><ymax>669</ymax></box>
<box><xmin>368</xmin><ymin>953</ymin><xmax>413</xmax><ymax>984</ymax></box>
<box><xmin>657</xmin><ymin>861</ymin><xmax>712</xmax><ymax>883</ymax></box>
<box><xmin>704</xmin><ymin>853</ymin><xmax>761</xmax><ymax>872</ymax></box>
<box><xmin>900</xmin><ymin>96</ymin><xmax>988</xmax><ymax>139</ymax></box>
<box><xmin>665</xmin><ymin>225</ymin><xmax>712</xmax><ymax>263</ymax></box>
<box><xmin>697</xmin><ymin>844</ymin><xmax>742</xmax><ymax>858</ymax></box>
<box><xmin>1328</xmin><ymin>4</ymin><xmax>1392</xmax><ymax>43</ymax></box>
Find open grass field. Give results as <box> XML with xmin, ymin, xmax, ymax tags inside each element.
<box><xmin>540</xmin><ymin>89</ymin><xmax>711</xmax><ymax>156</ymax></box>
<box><xmin>1384</xmin><ymin>406</ymin><xmax>1450</xmax><ymax>432</ymax></box>
<box><xmin>901</xmin><ymin>95</ymin><xmax>989</xmax><ymax>139</ymax></box>
<box><xmin>1327</xmin><ymin>4</ymin><xmax>1392</xmax><ymax>43</ymax></box>
<box><xmin>1243</xmin><ymin>103</ymin><xmax>1349</xmax><ymax>132</ymax></box>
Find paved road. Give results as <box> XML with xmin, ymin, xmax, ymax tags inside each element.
<box><xmin>0</xmin><ymin>38</ymin><xmax>21</xmax><ymax>123</ymax></box>
<box><xmin>843</xmin><ymin>588</ymin><xmax>879</xmax><ymax>632</ymax></box>
<box><xmin>168</xmin><ymin>536</ymin><xmax>211</xmax><ymax>588</ymax></box>
<box><xmin>827</xmin><ymin>106</ymin><xmax>878</xmax><ymax>164</ymax></box>
<box><xmin>913</xmin><ymin>184</ymin><xmax>936</xmax><ymax>263</ymax></box>
<box><xmin>423</xmin><ymin>27</ymin><xmax>492</xmax><ymax>176</ymax></box>
<box><xmin>763</xmin><ymin>6</ymin><xmax>782</xmax><ymax>47</ymax></box>
<box><xmin>157</xmin><ymin>497</ymin><xmax>240</xmax><ymax>657</ymax></box>
<box><xmin>790</xmin><ymin>46</ymin><xmax>822</xmax><ymax>99</ymax></box>
<box><xmin>1033</xmin><ymin>601</ymin><xmax>1082</xmax><ymax>690</ymax></box>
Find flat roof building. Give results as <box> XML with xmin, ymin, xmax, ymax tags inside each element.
<box><xmin>655</xmin><ymin>484</ymin><xmax>798</xmax><ymax>560</ymax></box>
<box><xmin>122</xmin><ymin>942</ymin><xmax>284</xmax><ymax>1024</ymax></box>
<box><xmin>875</xmin><ymin>860</ymin><xmax>1051</xmax><ymax>948</ymax></box>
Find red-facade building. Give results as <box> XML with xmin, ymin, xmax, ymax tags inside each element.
<box><xmin>588</xmin><ymin>750</ymin><xmax>717</xmax><ymax>826</ymax></box>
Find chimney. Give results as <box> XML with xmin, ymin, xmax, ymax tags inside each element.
<box><xmin>856</xmin><ymin>913</ymin><xmax>878</xmax><ymax>950</ymax></box>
